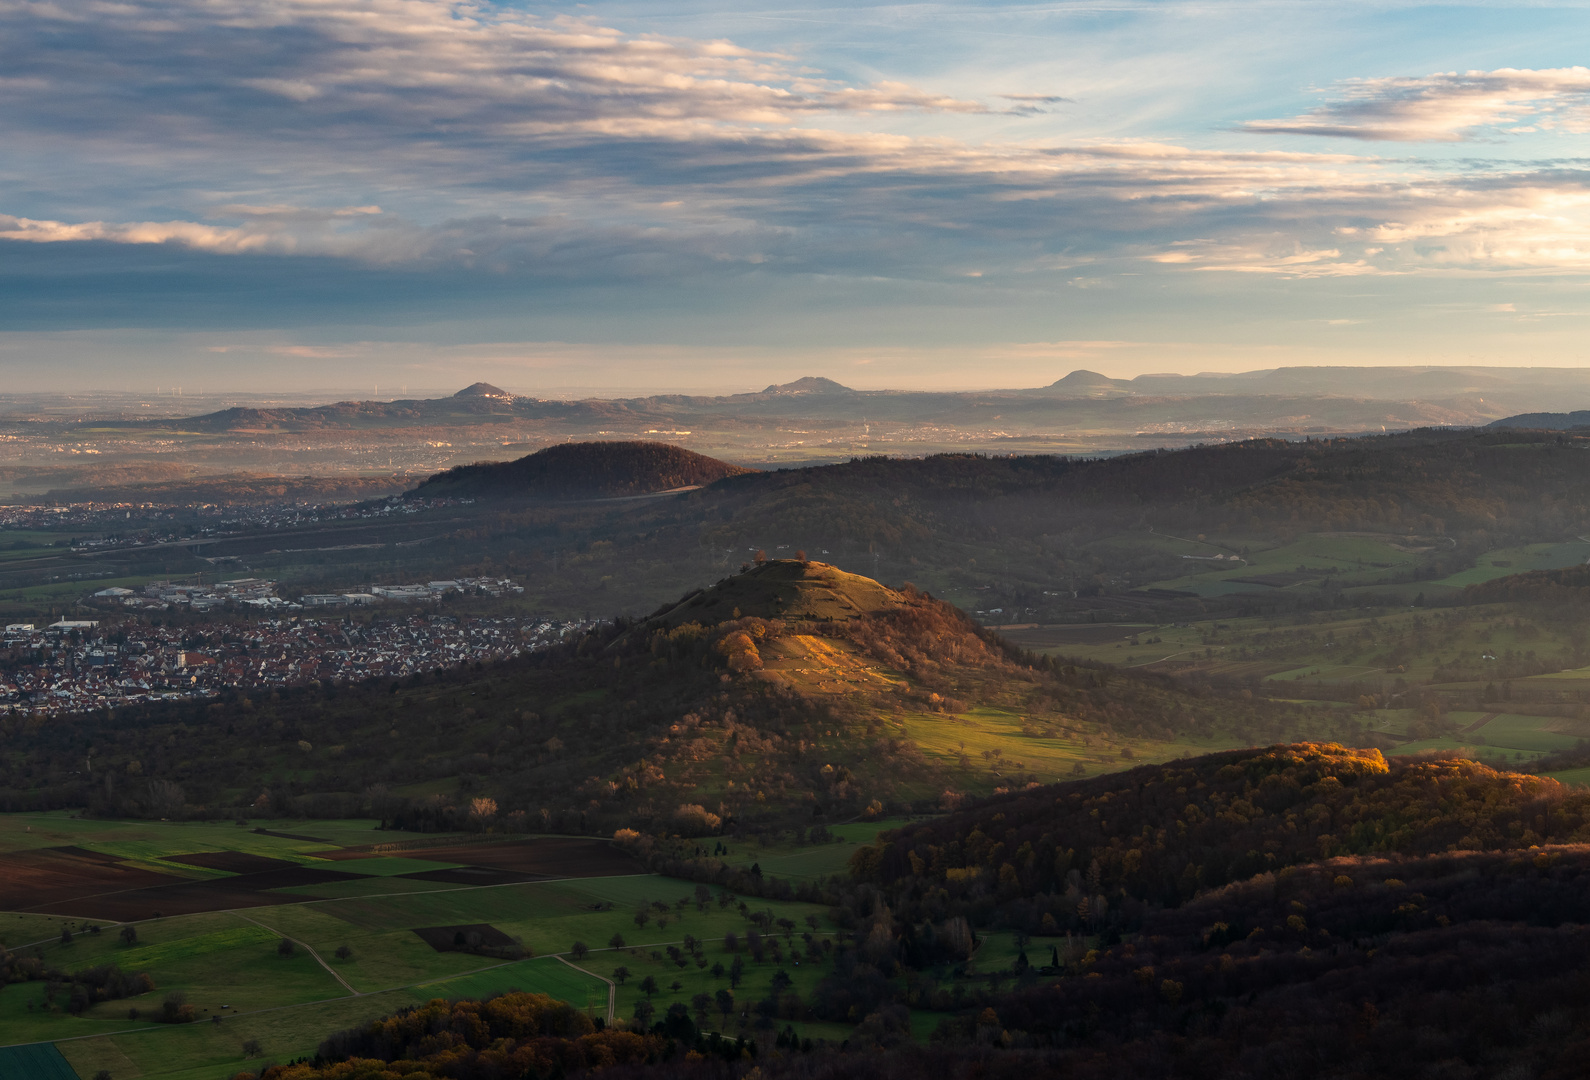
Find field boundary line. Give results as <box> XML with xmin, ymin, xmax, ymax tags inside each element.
<box><xmin>1462</xmin><ymin>711</ymin><xmax>1502</xmax><ymax>734</ymax></box>
<box><xmin>9</xmin><ymin>928</ymin><xmax>822</xmax><ymax>1052</ymax></box>
<box><xmin>554</xmin><ymin>955</ymin><xmax>615</xmax><ymax>1023</ymax></box>
<box><xmin>232</xmin><ymin>912</ymin><xmax>360</xmax><ymax>996</ymax></box>
<box><xmin>9</xmin><ymin>871</ymin><xmax>659</xmax><ymax>949</ymax></box>
<box><xmin>29</xmin><ymin>956</ymin><xmax>542</xmax><ymax>1049</ymax></box>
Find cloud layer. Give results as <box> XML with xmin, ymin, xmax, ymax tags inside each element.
<box><xmin>2</xmin><ymin>0</ymin><xmax>1590</xmax><ymax>347</ymax></box>
<box><xmin>1241</xmin><ymin>67</ymin><xmax>1590</xmax><ymax>142</ymax></box>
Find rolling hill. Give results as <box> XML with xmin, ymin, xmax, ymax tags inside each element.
<box><xmin>0</xmin><ymin>562</ymin><xmax>1325</xmax><ymax>830</ymax></box>
<box><xmin>1489</xmin><ymin>410</ymin><xmax>1590</xmax><ymax>430</ymax></box>
<box><xmin>408</xmin><ymin>440</ymin><xmax>753</xmax><ymax>500</ymax></box>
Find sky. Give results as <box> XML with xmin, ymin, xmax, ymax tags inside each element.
<box><xmin>4</xmin><ymin>0</ymin><xmax>1590</xmax><ymax>394</ymax></box>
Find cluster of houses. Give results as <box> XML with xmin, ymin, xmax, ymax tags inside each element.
<box><xmin>0</xmin><ymin>613</ymin><xmax>585</xmax><ymax>714</ymax></box>
<box><xmin>90</xmin><ymin>576</ymin><xmax>523</xmax><ymax>612</ymax></box>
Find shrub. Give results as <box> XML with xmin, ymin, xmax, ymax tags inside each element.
<box><xmin>160</xmin><ymin>991</ymin><xmax>194</xmax><ymax>1024</ymax></box>
<box><xmin>673</xmin><ymin>804</ymin><xmax>722</xmax><ymax>836</ymax></box>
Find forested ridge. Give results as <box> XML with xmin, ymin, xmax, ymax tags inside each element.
<box><xmin>690</xmin><ymin>428</ymin><xmax>1590</xmax><ymax>542</ymax></box>
<box><xmin>851</xmin><ymin>744</ymin><xmax>1588</xmax><ymax>933</ymax></box>
<box><xmin>377</xmin><ymin>428</ymin><xmax>1590</xmax><ymax>625</ymax></box>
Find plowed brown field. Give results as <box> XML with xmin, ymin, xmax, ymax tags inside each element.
<box><xmin>0</xmin><ymin>847</ymin><xmax>185</xmax><ymax>914</ymax></box>
<box><xmin>391</xmin><ymin>838</ymin><xmax>637</xmax><ymax>878</ymax></box>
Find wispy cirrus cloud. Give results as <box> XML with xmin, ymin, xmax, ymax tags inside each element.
<box><xmin>1240</xmin><ymin>67</ymin><xmax>1590</xmax><ymax>142</ymax></box>
<box><xmin>9</xmin><ymin>139</ymin><xmax>1590</xmax><ymax>282</ymax></box>
<box><xmin>0</xmin><ymin>0</ymin><xmax>990</xmax><ymax>152</ymax></box>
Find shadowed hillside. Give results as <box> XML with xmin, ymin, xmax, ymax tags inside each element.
<box><xmin>410</xmin><ymin>440</ymin><xmax>753</xmax><ymax>500</ymax></box>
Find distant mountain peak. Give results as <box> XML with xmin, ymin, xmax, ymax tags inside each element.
<box><xmin>454</xmin><ymin>382</ymin><xmax>511</xmax><ymax>399</ymax></box>
<box><xmin>1049</xmin><ymin>369</ymin><xmax>1116</xmax><ymax>387</ymax></box>
<box><xmin>762</xmin><ymin>376</ymin><xmax>855</xmax><ymax>395</ymax></box>
<box><xmin>1047</xmin><ymin>369</ymin><xmax>1128</xmax><ymax>395</ymax></box>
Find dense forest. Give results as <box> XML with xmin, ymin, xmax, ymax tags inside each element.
<box><xmin>850</xmin><ymin>744</ymin><xmax>1584</xmax><ymax>934</ymax></box>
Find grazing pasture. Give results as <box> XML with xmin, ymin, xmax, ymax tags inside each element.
<box><xmin>0</xmin><ymin>814</ymin><xmax>863</xmax><ymax>1080</ymax></box>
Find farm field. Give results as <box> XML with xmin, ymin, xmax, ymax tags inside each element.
<box><xmin>1138</xmin><ymin>530</ymin><xmax>1429</xmax><ymax>598</ymax></box>
<box><xmin>1</xmin><ymin>813</ymin><xmax>1046</xmax><ymax>1079</ymax></box>
<box><xmin>1357</xmin><ymin>709</ymin><xmax>1585</xmax><ymax>766</ymax></box>
<box><xmin>1429</xmin><ymin>541</ymin><xmax>1590</xmax><ymax>588</ymax></box>
<box><xmin>1007</xmin><ymin>600</ymin><xmax>1590</xmax><ymax>694</ymax></box>
<box><xmin>1001</xmin><ymin>594</ymin><xmax>1590</xmax><ymax>779</ymax></box>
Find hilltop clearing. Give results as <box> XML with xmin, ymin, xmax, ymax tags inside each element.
<box><xmin>640</xmin><ymin>558</ymin><xmax>908</xmax><ymax>627</ymax></box>
<box><xmin>409</xmin><ymin>440</ymin><xmax>752</xmax><ymax>501</ymax></box>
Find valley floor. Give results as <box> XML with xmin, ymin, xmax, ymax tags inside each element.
<box><xmin>0</xmin><ymin>813</ymin><xmax>1013</xmax><ymax>1079</ymax></box>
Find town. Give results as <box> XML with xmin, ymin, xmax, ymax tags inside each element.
<box><xmin>0</xmin><ymin>609</ymin><xmax>589</xmax><ymax>715</ymax></box>
<box><xmin>89</xmin><ymin>574</ymin><xmax>523</xmax><ymax>612</ymax></box>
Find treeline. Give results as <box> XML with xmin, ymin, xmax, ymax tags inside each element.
<box><xmin>1</xmin><ymin>940</ymin><xmax>153</xmax><ymax>1015</ymax></box>
<box><xmin>1468</xmin><ymin>562</ymin><xmax>1590</xmax><ymax>606</ymax></box>
<box><xmin>247</xmin><ymin>991</ymin><xmax>754</xmax><ymax>1080</ymax></box>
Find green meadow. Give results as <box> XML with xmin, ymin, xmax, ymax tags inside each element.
<box><xmin>2</xmin><ymin>814</ymin><xmax>1027</xmax><ymax>1080</ymax></box>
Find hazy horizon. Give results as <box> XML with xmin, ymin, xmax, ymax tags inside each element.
<box><xmin>11</xmin><ymin>362</ymin><xmax>1590</xmax><ymax>405</ymax></box>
